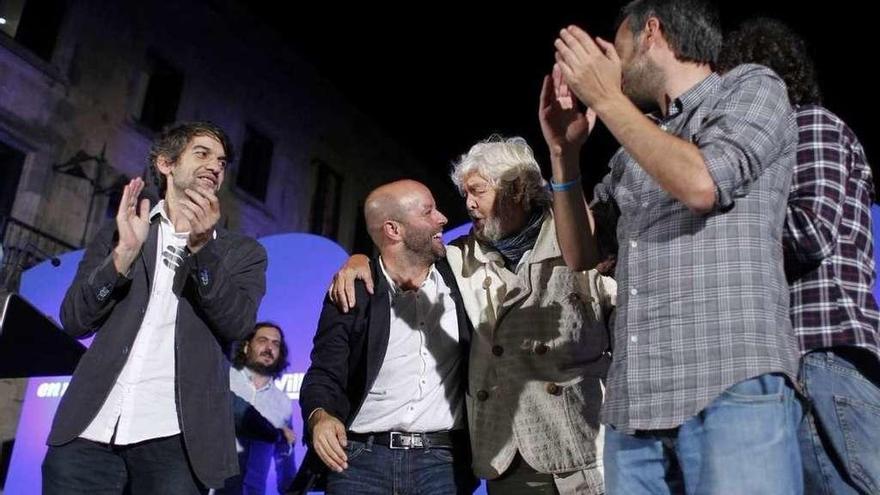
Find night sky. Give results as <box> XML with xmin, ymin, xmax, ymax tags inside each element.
<box><xmin>259</xmin><ymin>1</ymin><xmax>874</xmax><ymax>224</ymax></box>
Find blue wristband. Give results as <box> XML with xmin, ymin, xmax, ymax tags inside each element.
<box><xmin>550</xmin><ymin>176</ymin><xmax>581</xmax><ymax>192</ymax></box>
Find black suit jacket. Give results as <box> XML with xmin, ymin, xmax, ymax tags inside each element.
<box><xmin>50</xmin><ymin>218</ymin><xmax>267</xmax><ymax>488</ymax></box>
<box><xmin>290</xmin><ymin>257</ymin><xmax>473</xmax><ymax>492</ymax></box>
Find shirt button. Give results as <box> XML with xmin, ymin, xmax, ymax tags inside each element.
<box><xmin>630</xmin><ymin>288</ymin><xmax>638</xmax><ymax>296</ymax></box>
<box><xmin>122</xmin><ymin>346</ymin><xmax>129</xmax><ymax>355</ymax></box>
<box><xmin>492</xmin><ymin>345</ymin><xmax>504</xmax><ymax>357</ymax></box>
<box><xmin>476</xmin><ymin>390</ymin><xmax>489</xmax><ymax>401</ymax></box>
<box><xmin>630</xmin><ymin>240</ymin><xmax>638</xmax><ymax>248</ymax></box>
<box><xmin>482</xmin><ymin>277</ymin><xmax>492</xmax><ymax>289</ymax></box>
<box><xmin>545</xmin><ymin>383</ymin><xmax>562</xmax><ymax>396</ymax></box>
<box><xmin>420</xmin><ymin>379</ymin><xmax>426</xmax><ymax>384</ymax></box>
<box><xmin>631</xmin><ymin>335</ymin><xmax>638</xmax><ymax>343</ymax></box>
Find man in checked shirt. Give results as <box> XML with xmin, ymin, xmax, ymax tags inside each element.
<box><xmin>720</xmin><ymin>18</ymin><xmax>880</xmax><ymax>495</ymax></box>
<box><xmin>542</xmin><ymin>0</ymin><xmax>803</xmax><ymax>492</ymax></box>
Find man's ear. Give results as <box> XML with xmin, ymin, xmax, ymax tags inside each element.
<box><xmin>155</xmin><ymin>155</ymin><xmax>175</xmax><ymax>177</ymax></box>
<box><xmin>383</xmin><ymin>220</ymin><xmax>402</xmax><ymax>241</ymax></box>
<box><xmin>642</xmin><ymin>16</ymin><xmax>662</xmax><ymax>49</ymax></box>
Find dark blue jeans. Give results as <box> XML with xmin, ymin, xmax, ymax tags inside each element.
<box><xmin>325</xmin><ymin>435</ymin><xmax>476</xmax><ymax>494</ymax></box>
<box><xmin>42</xmin><ymin>435</ymin><xmax>206</xmax><ymax>495</ymax></box>
<box><xmin>799</xmin><ymin>349</ymin><xmax>880</xmax><ymax>495</ymax></box>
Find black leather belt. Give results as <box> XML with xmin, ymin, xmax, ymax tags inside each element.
<box><xmin>346</xmin><ymin>430</ymin><xmax>463</xmax><ymax>449</ymax></box>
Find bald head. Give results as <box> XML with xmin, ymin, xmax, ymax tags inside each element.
<box><xmin>364</xmin><ymin>180</ymin><xmax>432</xmax><ymax>246</ymax></box>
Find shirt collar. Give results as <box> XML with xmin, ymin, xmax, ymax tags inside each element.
<box><xmin>650</xmin><ymin>72</ymin><xmax>720</xmax><ymax>124</ymax></box>
<box><xmin>378</xmin><ymin>256</ymin><xmax>437</xmax><ymax>298</ymax></box>
<box><xmin>149</xmin><ymin>200</ymin><xmax>170</xmax><ymax>224</ymax></box>
<box><xmin>240</xmin><ymin>366</ymin><xmax>273</xmax><ymax>392</ymax></box>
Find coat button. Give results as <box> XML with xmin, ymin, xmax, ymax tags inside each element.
<box><xmin>476</xmin><ymin>390</ymin><xmax>489</xmax><ymax>401</ymax></box>
<box><xmin>482</xmin><ymin>277</ymin><xmax>492</xmax><ymax>290</ymax></box>
<box><xmin>492</xmin><ymin>345</ymin><xmax>504</xmax><ymax>356</ymax></box>
<box><xmin>545</xmin><ymin>383</ymin><xmax>562</xmax><ymax>396</ymax></box>
<box><xmin>535</xmin><ymin>343</ymin><xmax>550</xmax><ymax>355</ymax></box>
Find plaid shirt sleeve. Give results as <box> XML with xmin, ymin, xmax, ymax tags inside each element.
<box><xmin>694</xmin><ymin>65</ymin><xmax>794</xmax><ymax>210</ymax></box>
<box><xmin>783</xmin><ymin>105</ymin><xmax>880</xmax><ymax>358</ymax></box>
<box><xmin>783</xmin><ymin>106</ymin><xmax>850</xmax><ymax>266</ymax></box>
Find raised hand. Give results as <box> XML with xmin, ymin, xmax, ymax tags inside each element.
<box><xmin>539</xmin><ymin>64</ymin><xmax>597</xmax><ymax>156</ymax></box>
<box><xmin>113</xmin><ymin>177</ymin><xmax>151</xmax><ymax>274</ymax></box>
<box><xmin>179</xmin><ymin>187</ymin><xmax>221</xmax><ymax>253</ymax></box>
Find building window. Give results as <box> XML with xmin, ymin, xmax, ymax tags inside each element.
<box><xmin>351</xmin><ymin>204</ymin><xmax>375</xmax><ymax>257</ymax></box>
<box><xmin>0</xmin><ymin>140</ymin><xmax>25</xmax><ymax>224</ymax></box>
<box><xmin>103</xmin><ymin>183</ymin><xmax>124</xmax><ymax>220</ymax></box>
<box><xmin>236</xmin><ymin>126</ymin><xmax>273</xmax><ymax>202</ymax></box>
<box><xmin>0</xmin><ymin>0</ymin><xmax>66</xmax><ymax>61</ymax></box>
<box><xmin>135</xmin><ymin>54</ymin><xmax>184</xmax><ymax>132</ymax></box>
<box><xmin>309</xmin><ymin>159</ymin><xmax>342</xmax><ymax>240</ymax></box>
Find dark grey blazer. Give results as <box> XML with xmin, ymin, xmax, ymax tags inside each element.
<box><xmin>49</xmin><ymin>218</ymin><xmax>267</xmax><ymax>488</ymax></box>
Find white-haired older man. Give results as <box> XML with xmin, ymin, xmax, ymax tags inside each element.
<box><xmin>332</xmin><ymin>136</ymin><xmax>614</xmax><ymax>494</ymax></box>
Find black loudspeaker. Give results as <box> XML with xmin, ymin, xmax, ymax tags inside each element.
<box><xmin>0</xmin><ymin>291</ymin><xmax>85</xmax><ymax>378</ymax></box>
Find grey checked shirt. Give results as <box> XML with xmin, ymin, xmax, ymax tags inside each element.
<box><xmin>593</xmin><ymin>64</ymin><xmax>800</xmax><ymax>432</ymax></box>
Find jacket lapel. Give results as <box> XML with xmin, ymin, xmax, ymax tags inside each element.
<box><xmin>437</xmin><ymin>258</ymin><xmax>472</xmax><ymax>349</ymax></box>
<box><xmin>493</xmin><ymin>214</ymin><xmax>555</xmax><ymax>325</ymax></box>
<box><xmin>141</xmin><ymin>221</ymin><xmax>160</xmax><ymax>289</ymax></box>
<box><xmin>364</xmin><ymin>260</ymin><xmax>391</xmax><ymax>393</ymax></box>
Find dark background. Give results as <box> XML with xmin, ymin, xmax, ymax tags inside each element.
<box><xmin>257</xmin><ymin>1</ymin><xmax>874</xmax><ymax>223</ymax></box>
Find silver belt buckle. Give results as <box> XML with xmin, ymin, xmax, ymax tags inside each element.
<box><xmin>389</xmin><ymin>432</ymin><xmax>424</xmax><ymax>449</ymax></box>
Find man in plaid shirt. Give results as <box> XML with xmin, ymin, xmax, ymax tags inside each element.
<box><xmin>720</xmin><ymin>18</ymin><xmax>880</xmax><ymax>495</ymax></box>
<box><xmin>543</xmin><ymin>0</ymin><xmax>803</xmax><ymax>492</ymax></box>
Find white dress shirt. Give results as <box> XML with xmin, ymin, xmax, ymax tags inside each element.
<box><xmin>229</xmin><ymin>366</ymin><xmax>292</xmax><ymax>429</ymax></box>
<box><xmin>349</xmin><ymin>258</ymin><xmax>464</xmax><ymax>433</ymax></box>
<box><xmin>80</xmin><ymin>201</ymin><xmax>186</xmax><ymax>444</ymax></box>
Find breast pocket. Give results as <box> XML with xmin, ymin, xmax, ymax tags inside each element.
<box><xmin>541</xmin><ymin>270</ymin><xmax>609</xmax><ymax>375</ymax></box>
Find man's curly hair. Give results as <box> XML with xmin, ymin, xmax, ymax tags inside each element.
<box><xmin>717</xmin><ymin>17</ymin><xmax>821</xmax><ymax>106</ymax></box>
<box><xmin>231</xmin><ymin>322</ymin><xmax>289</xmax><ymax>379</ymax></box>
